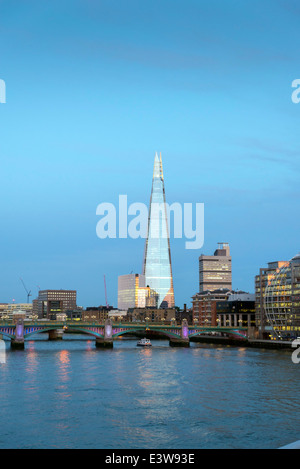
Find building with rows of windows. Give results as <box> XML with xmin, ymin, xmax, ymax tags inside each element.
<box><xmin>261</xmin><ymin>254</ymin><xmax>300</xmax><ymax>340</ymax></box>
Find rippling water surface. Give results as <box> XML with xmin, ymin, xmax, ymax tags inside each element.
<box><xmin>0</xmin><ymin>335</ymin><xmax>299</xmax><ymax>449</ymax></box>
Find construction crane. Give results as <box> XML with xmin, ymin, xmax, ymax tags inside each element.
<box><xmin>104</xmin><ymin>275</ymin><xmax>109</xmax><ymax>308</ymax></box>
<box><xmin>20</xmin><ymin>278</ymin><xmax>32</xmax><ymax>304</ymax></box>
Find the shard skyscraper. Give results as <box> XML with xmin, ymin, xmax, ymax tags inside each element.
<box><xmin>142</xmin><ymin>152</ymin><xmax>175</xmax><ymax>308</ymax></box>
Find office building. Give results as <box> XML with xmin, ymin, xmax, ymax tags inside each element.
<box><xmin>199</xmin><ymin>243</ymin><xmax>232</xmax><ymax>292</ymax></box>
<box><xmin>118</xmin><ymin>274</ymin><xmax>145</xmax><ymax>310</ymax></box>
<box><xmin>137</xmin><ymin>287</ymin><xmax>158</xmax><ymax>308</ymax></box>
<box><xmin>35</xmin><ymin>290</ymin><xmax>77</xmax><ymax>320</ymax></box>
<box><xmin>255</xmin><ymin>260</ymin><xmax>288</xmax><ymax>338</ymax></box>
<box><xmin>216</xmin><ymin>292</ymin><xmax>256</xmax><ymax>328</ymax></box>
<box><xmin>260</xmin><ymin>254</ymin><xmax>300</xmax><ymax>340</ymax></box>
<box><xmin>142</xmin><ymin>152</ymin><xmax>175</xmax><ymax>308</ymax></box>
<box><xmin>0</xmin><ymin>303</ymin><xmax>33</xmax><ymax>320</ymax></box>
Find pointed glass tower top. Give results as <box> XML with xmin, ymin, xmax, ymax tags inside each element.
<box><xmin>153</xmin><ymin>152</ymin><xmax>164</xmax><ymax>180</ymax></box>
<box><xmin>142</xmin><ymin>152</ymin><xmax>175</xmax><ymax>308</ymax></box>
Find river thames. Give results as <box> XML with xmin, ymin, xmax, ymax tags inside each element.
<box><xmin>0</xmin><ymin>335</ymin><xmax>299</xmax><ymax>449</ymax></box>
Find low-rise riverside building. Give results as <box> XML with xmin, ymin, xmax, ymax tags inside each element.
<box><xmin>192</xmin><ymin>289</ymin><xmax>231</xmax><ymax>326</ymax></box>
<box><xmin>0</xmin><ymin>303</ymin><xmax>33</xmax><ymax>321</ymax></box>
<box><xmin>82</xmin><ymin>306</ymin><xmax>113</xmax><ymax>322</ymax></box>
<box><xmin>216</xmin><ymin>292</ymin><xmax>256</xmax><ymax>328</ymax></box>
<box><xmin>127</xmin><ymin>307</ymin><xmax>176</xmax><ymax>323</ymax></box>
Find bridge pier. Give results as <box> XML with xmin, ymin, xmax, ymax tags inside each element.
<box><xmin>48</xmin><ymin>329</ymin><xmax>64</xmax><ymax>341</ymax></box>
<box><xmin>169</xmin><ymin>337</ymin><xmax>190</xmax><ymax>347</ymax></box>
<box><xmin>169</xmin><ymin>319</ymin><xmax>190</xmax><ymax>347</ymax></box>
<box><xmin>96</xmin><ymin>318</ymin><xmax>113</xmax><ymax>349</ymax></box>
<box><xmin>95</xmin><ymin>338</ymin><xmax>113</xmax><ymax>348</ymax></box>
<box><xmin>11</xmin><ymin>338</ymin><xmax>25</xmax><ymax>349</ymax></box>
<box><xmin>11</xmin><ymin>319</ymin><xmax>25</xmax><ymax>349</ymax></box>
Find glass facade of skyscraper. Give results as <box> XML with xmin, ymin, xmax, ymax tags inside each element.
<box><xmin>142</xmin><ymin>153</ymin><xmax>175</xmax><ymax>308</ymax></box>
<box><xmin>262</xmin><ymin>254</ymin><xmax>300</xmax><ymax>340</ymax></box>
<box><xmin>255</xmin><ymin>261</ymin><xmax>287</xmax><ymax>334</ymax></box>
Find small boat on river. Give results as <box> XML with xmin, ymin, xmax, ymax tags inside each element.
<box><xmin>137</xmin><ymin>338</ymin><xmax>152</xmax><ymax>347</ymax></box>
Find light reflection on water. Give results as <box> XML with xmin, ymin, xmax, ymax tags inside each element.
<box><xmin>0</xmin><ymin>335</ymin><xmax>299</xmax><ymax>449</ymax></box>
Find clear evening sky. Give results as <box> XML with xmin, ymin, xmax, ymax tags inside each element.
<box><xmin>0</xmin><ymin>0</ymin><xmax>299</xmax><ymax>308</ymax></box>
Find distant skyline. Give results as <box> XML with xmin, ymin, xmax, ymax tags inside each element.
<box><xmin>0</xmin><ymin>0</ymin><xmax>300</xmax><ymax>308</ymax></box>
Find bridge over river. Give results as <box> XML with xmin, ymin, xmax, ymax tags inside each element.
<box><xmin>0</xmin><ymin>318</ymin><xmax>248</xmax><ymax>349</ymax></box>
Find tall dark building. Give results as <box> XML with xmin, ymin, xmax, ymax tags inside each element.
<box><xmin>199</xmin><ymin>243</ymin><xmax>232</xmax><ymax>293</ymax></box>
<box><xmin>36</xmin><ymin>290</ymin><xmax>77</xmax><ymax>320</ymax></box>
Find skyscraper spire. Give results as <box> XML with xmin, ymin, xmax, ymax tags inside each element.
<box><xmin>159</xmin><ymin>152</ymin><xmax>164</xmax><ymax>180</ymax></box>
<box><xmin>142</xmin><ymin>152</ymin><xmax>175</xmax><ymax>308</ymax></box>
<box><xmin>153</xmin><ymin>152</ymin><xmax>160</xmax><ymax>179</ymax></box>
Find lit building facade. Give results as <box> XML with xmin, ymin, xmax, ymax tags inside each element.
<box><xmin>142</xmin><ymin>152</ymin><xmax>175</xmax><ymax>308</ymax></box>
<box><xmin>137</xmin><ymin>287</ymin><xmax>158</xmax><ymax>308</ymax></box>
<box><xmin>199</xmin><ymin>243</ymin><xmax>232</xmax><ymax>293</ymax></box>
<box><xmin>0</xmin><ymin>303</ymin><xmax>33</xmax><ymax>320</ymax></box>
<box><xmin>255</xmin><ymin>261</ymin><xmax>287</xmax><ymax>336</ymax></box>
<box><xmin>262</xmin><ymin>254</ymin><xmax>300</xmax><ymax>340</ymax></box>
<box><xmin>118</xmin><ymin>274</ymin><xmax>145</xmax><ymax>310</ymax></box>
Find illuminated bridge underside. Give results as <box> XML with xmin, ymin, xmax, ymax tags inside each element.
<box><xmin>0</xmin><ymin>323</ymin><xmax>248</xmax><ymax>341</ymax></box>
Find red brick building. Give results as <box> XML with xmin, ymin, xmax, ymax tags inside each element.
<box><xmin>192</xmin><ymin>289</ymin><xmax>231</xmax><ymax>326</ymax></box>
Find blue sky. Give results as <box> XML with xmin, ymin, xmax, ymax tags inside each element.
<box><xmin>0</xmin><ymin>0</ymin><xmax>299</xmax><ymax>308</ymax></box>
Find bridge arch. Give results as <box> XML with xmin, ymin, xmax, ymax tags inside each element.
<box><xmin>66</xmin><ymin>326</ymin><xmax>104</xmax><ymax>338</ymax></box>
<box><xmin>23</xmin><ymin>325</ymin><xmax>105</xmax><ymax>339</ymax></box>
<box><xmin>188</xmin><ymin>329</ymin><xmax>247</xmax><ymax>340</ymax></box>
<box><xmin>112</xmin><ymin>328</ymin><xmax>181</xmax><ymax>340</ymax></box>
<box><xmin>0</xmin><ymin>329</ymin><xmax>15</xmax><ymax>340</ymax></box>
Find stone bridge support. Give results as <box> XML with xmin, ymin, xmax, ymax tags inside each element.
<box><xmin>96</xmin><ymin>318</ymin><xmax>113</xmax><ymax>348</ymax></box>
<box><xmin>169</xmin><ymin>319</ymin><xmax>190</xmax><ymax>347</ymax></box>
<box><xmin>11</xmin><ymin>319</ymin><xmax>25</xmax><ymax>349</ymax></box>
<box><xmin>48</xmin><ymin>329</ymin><xmax>64</xmax><ymax>341</ymax></box>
